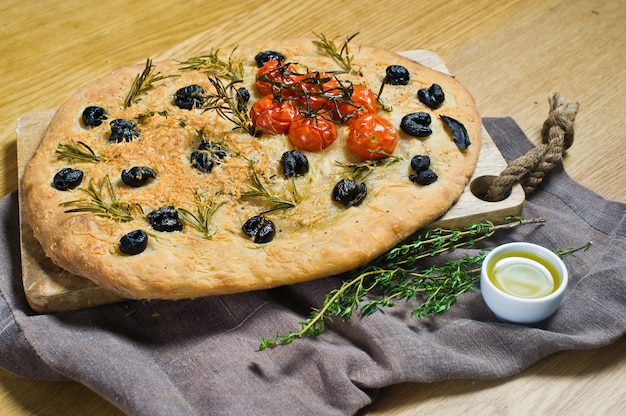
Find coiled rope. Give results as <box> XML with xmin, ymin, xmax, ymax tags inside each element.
<box><xmin>486</xmin><ymin>93</ymin><xmax>579</xmax><ymax>201</ymax></box>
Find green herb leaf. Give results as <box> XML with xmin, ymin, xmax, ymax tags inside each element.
<box><xmin>178</xmin><ymin>48</ymin><xmax>244</xmax><ymax>81</ymax></box>
<box><xmin>124</xmin><ymin>58</ymin><xmax>177</xmax><ymax>108</ymax></box>
<box><xmin>176</xmin><ymin>190</ymin><xmax>224</xmax><ymax>239</ymax></box>
<box><xmin>55</xmin><ymin>141</ymin><xmax>100</xmax><ymax>163</ymax></box>
<box><xmin>555</xmin><ymin>241</ymin><xmax>593</xmax><ymax>258</ymax></box>
<box><xmin>60</xmin><ymin>175</ymin><xmax>143</xmax><ymax>222</ymax></box>
<box><xmin>203</xmin><ymin>77</ymin><xmax>255</xmax><ymax>135</ymax></box>
<box><xmin>312</xmin><ymin>32</ymin><xmax>361</xmax><ymax>75</ymax></box>
<box><xmin>259</xmin><ymin>217</ymin><xmax>548</xmax><ymax>349</ymax></box>
<box><xmin>335</xmin><ymin>155</ymin><xmax>402</xmax><ymax>181</ymax></box>
<box><xmin>242</xmin><ymin>162</ymin><xmax>297</xmax><ymax>211</ymax></box>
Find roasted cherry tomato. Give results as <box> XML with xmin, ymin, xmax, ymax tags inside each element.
<box><xmin>250</xmin><ymin>95</ymin><xmax>297</xmax><ymax>135</ymax></box>
<box><xmin>288</xmin><ymin>112</ymin><xmax>337</xmax><ymax>152</ymax></box>
<box><xmin>255</xmin><ymin>60</ymin><xmax>299</xmax><ymax>97</ymax></box>
<box><xmin>296</xmin><ymin>71</ymin><xmax>342</xmax><ymax>111</ymax></box>
<box><xmin>328</xmin><ymin>85</ymin><xmax>377</xmax><ymax>121</ymax></box>
<box><xmin>346</xmin><ymin>113</ymin><xmax>398</xmax><ymax>160</ymax></box>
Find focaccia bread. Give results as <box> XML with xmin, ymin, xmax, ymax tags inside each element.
<box><xmin>21</xmin><ymin>37</ymin><xmax>482</xmax><ymax>300</ymax></box>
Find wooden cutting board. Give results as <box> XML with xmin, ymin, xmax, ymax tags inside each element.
<box><xmin>16</xmin><ymin>49</ymin><xmax>524</xmax><ymax>313</ymax></box>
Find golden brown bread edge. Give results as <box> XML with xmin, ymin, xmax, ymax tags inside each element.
<box><xmin>21</xmin><ymin>39</ymin><xmax>482</xmax><ymax>300</ymax></box>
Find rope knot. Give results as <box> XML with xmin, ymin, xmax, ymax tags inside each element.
<box><xmin>541</xmin><ymin>92</ymin><xmax>578</xmax><ymax>149</ymax></box>
<box><xmin>485</xmin><ymin>92</ymin><xmax>579</xmax><ymax>202</ymax></box>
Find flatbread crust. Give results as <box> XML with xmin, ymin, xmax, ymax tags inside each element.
<box><xmin>22</xmin><ymin>38</ymin><xmax>481</xmax><ymax>300</ymax></box>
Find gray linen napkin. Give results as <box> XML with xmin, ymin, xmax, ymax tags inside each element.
<box><xmin>1</xmin><ymin>118</ymin><xmax>624</xmax><ymax>415</ymax></box>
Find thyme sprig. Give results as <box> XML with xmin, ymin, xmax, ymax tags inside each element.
<box><xmin>124</xmin><ymin>58</ymin><xmax>177</xmax><ymax>108</ymax></box>
<box><xmin>556</xmin><ymin>241</ymin><xmax>593</xmax><ymax>258</ymax></box>
<box><xmin>55</xmin><ymin>141</ymin><xmax>100</xmax><ymax>163</ymax></box>
<box><xmin>178</xmin><ymin>48</ymin><xmax>244</xmax><ymax>81</ymax></box>
<box><xmin>259</xmin><ymin>216</ymin><xmax>547</xmax><ymax>349</ymax></box>
<box><xmin>60</xmin><ymin>175</ymin><xmax>143</xmax><ymax>222</ymax></box>
<box><xmin>242</xmin><ymin>163</ymin><xmax>297</xmax><ymax>212</ymax></box>
<box><xmin>177</xmin><ymin>190</ymin><xmax>224</xmax><ymax>239</ymax></box>
<box><xmin>204</xmin><ymin>76</ymin><xmax>255</xmax><ymax>135</ymax></box>
<box><xmin>312</xmin><ymin>32</ymin><xmax>361</xmax><ymax>75</ymax></box>
<box><xmin>362</xmin><ymin>252</ymin><xmax>487</xmax><ymax>318</ymax></box>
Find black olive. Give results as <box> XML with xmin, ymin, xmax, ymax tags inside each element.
<box><xmin>417</xmin><ymin>84</ymin><xmax>445</xmax><ymax>109</ymax></box>
<box><xmin>242</xmin><ymin>215</ymin><xmax>276</xmax><ymax>243</ymax></box>
<box><xmin>440</xmin><ymin>115</ymin><xmax>471</xmax><ymax>149</ymax></box>
<box><xmin>148</xmin><ymin>206</ymin><xmax>183</xmax><ymax>232</ymax></box>
<box><xmin>254</xmin><ymin>220</ymin><xmax>276</xmax><ymax>244</ymax></box>
<box><xmin>405</xmin><ymin>111</ymin><xmax>431</xmax><ymax>126</ymax></box>
<box><xmin>174</xmin><ymin>85</ymin><xmax>205</xmax><ymax>110</ymax></box>
<box><xmin>119</xmin><ymin>230</ymin><xmax>148</xmax><ymax>255</ymax></box>
<box><xmin>242</xmin><ymin>215</ymin><xmax>263</xmax><ymax>237</ymax></box>
<box><xmin>410</xmin><ymin>168</ymin><xmax>438</xmax><ymax>185</ymax></box>
<box><xmin>410</xmin><ymin>155</ymin><xmax>431</xmax><ymax>172</ymax></box>
<box><xmin>280</xmin><ymin>150</ymin><xmax>309</xmax><ymax>178</ymax></box>
<box><xmin>81</xmin><ymin>106</ymin><xmax>107</xmax><ymax>127</ymax></box>
<box><xmin>191</xmin><ymin>140</ymin><xmax>227</xmax><ymax>173</ymax></box>
<box><xmin>400</xmin><ymin>112</ymin><xmax>433</xmax><ymax>137</ymax></box>
<box><xmin>109</xmin><ymin>119</ymin><xmax>139</xmax><ymax>143</ymax></box>
<box><xmin>191</xmin><ymin>151</ymin><xmax>215</xmax><ymax>173</ymax></box>
<box><xmin>53</xmin><ymin>167</ymin><xmax>84</xmax><ymax>190</ymax></box>
<box><xmin>121</xmin><ymin>166</ymin><xmax>157</xmax><ymax>187</ymax></box>
<box><xmin>236</xmin><ymin>87</ymin><xmax>251</xmax><ymax>112</ymax></box>
<box><xmin>385</xmin><ymin>65</ymin><xmax>410</xmax><ymax>85</ymax></box>
<box><xmin>332</xmin><ymin>179</ymin><xmax>367</xmax><ymax>208</ymax></box>
<box><xmin>197</xmin><ymin>140</ymin><xmax>227</xmax><ymax>158</ymax></box>
<box><xmin>254</xmin><ymin>50</ymin><xmax>285</xmax><ymax>67</ymax></box>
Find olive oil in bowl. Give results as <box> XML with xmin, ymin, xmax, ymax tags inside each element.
<box><xmin>487</xmin><ymin>251</ymin><xmax>560</xmax><ymax>299</ymax></box>
<box><xmin>480</xmin><ymin>242</ymin><xmax>568</xmax><ymax>324</ymax></box>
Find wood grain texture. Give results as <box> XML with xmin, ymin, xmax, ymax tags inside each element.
<box><xmin>1</xmin><ymin>0</ymin><xmax>624</xmax><ymax>414</ymax></box>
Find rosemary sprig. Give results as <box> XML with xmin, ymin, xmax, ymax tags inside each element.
<box><xmin>203</xmin><ymin>76</ymin><xmax>255</xmax><ymax>135</ymax></box>
<box><xmin>124</xmin><ymin>58</ymin><xmax>177</xmax><ymax>108</ymax></box>
<box><xmin>375</xmin><ymin>81</ymin><xmax>393</xmax><ymax>112</ymax></box>
<box><xmin>60</xmin><ymin>175</ymin><xmax>143</xmax><ymax>222</ymax></box>
<box><xmin>55</xmin><ymin>141</ymin><xmax>100</xmax><ymax>163</ymax></box>
<box><xmin>177</xmin><ymin>190</ymin><xmax>224</xmax><ymax>239</ymax></box>
<box><xmin>335</xmin><ymin>155</ymin><xmax>402</xmax><ymax>181</ymax></box>
<box><xmin>259</xmin><ymin>216</ymin><xmax>547</xmax><ymax>350</ymax></box>
<box><xmin>312</xmin><ymin>32</ymin><xmax>361</xmax><ymax>75</ymax></box>
<box><xmin>178</xmin><ymin>48</ymin><xmax>244</xmax><ymax>81</ymax></box>
<box><xmin>136</xmin><ymin>109</ymin><xmax>170</xmax><ymax>123</ymax></box>
<box><xmin>242</xmin><ymin>162</ymin><xmax>297</xmax><ymax>211</ymax></box>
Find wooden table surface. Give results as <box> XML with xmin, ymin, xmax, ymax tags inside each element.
<box><xmin>1</xmin><ymin>0</ymin><xmax>624</xmax><ymax>414</ymax></box>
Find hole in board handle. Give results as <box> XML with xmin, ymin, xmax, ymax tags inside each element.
<box><xmin>470</xmin><ymin>175</ymin><xmax>511</xmax><ymax>202</ymax></box>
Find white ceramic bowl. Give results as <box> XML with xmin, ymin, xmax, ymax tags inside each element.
<box><xmin>480</xmin><ymin>242</ymin><xmax>568</xmax><ymax>324</ymax></box>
